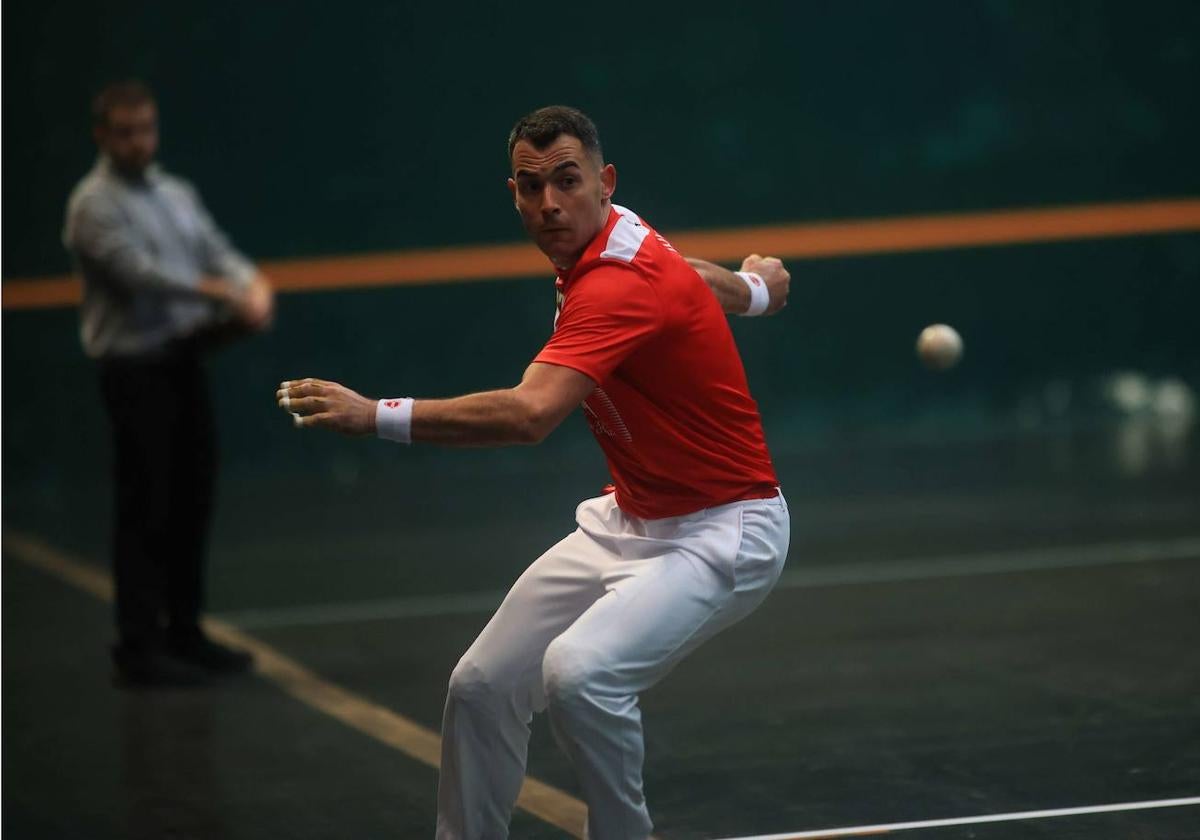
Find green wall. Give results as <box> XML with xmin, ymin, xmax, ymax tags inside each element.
<box><xmin>4</xmin><ymin>1</ymin><xmax>1199</xmax><ymax>539</ymax></box>
<box><xmin>5</xmin><ymin>1</ymin><xmax>1199</xmax><ymax>273</ymax></box>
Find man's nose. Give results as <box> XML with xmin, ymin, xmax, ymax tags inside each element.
<box><xmin>539</xmin><ymin>185</ymin><xmax>561</xmax><ymax>216</ymax></box>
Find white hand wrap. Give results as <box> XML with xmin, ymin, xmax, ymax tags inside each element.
<box><xmin>735</xmin><ymin>271</ymin><xmax>770</xmax><ymax>316</ymax></box>
<box><xmin>376</xmin><ymin>398</ymin><xmax>414</xmax><ymax>444</ymax></box>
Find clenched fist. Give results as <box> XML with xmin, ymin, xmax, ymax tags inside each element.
<box><xmin>740</xmin><ymin>254</ymin><xmax>789</xmax><ymax>315</ymax></box>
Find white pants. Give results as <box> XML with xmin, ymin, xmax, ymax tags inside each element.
<box><xmin>435</xmin><ymin>491</ymin><xmax>790</xmax><ymax>839</ymax></box>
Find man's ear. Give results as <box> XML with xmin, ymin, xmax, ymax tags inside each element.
<box><xmin>600</xmin><ymin>164</ymin><xmax>616</xmax><ymax>201</ymax></box>
<box><xmin>507</xmin><ymin>177</ymin><xmax>518</xmax><ymax>207</ymax></box>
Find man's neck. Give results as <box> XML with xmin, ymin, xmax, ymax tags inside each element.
<box><xmin>101</xmin><ymin>155</ymin><xmax>154</xmax><ymax>184</ymax></box>
<box><xmin>552</xmin><ymin>204</ymin><xmax>615</xmax><ymax>275</ymax></box>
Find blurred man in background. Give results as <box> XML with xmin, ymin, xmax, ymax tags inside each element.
<box><xmin>63</xmin><ymin>79</ymin><xmax>274</xmax><ymax>688</ymax></box>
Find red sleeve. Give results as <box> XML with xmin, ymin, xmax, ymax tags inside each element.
<box><xmin>534</xmin><ymin>264</ymin><xmax>663</xmax><ymax>384</ymax></box>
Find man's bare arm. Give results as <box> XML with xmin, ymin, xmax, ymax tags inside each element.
<box><xmin>276</xmin><ymin>362</ymin><xmax>596</xmax><ymax>446</ymax></box>
<box><xmin>687</xmin><ymin>255</ymin><xmax>790</xmax><ymax>315</ymax></box>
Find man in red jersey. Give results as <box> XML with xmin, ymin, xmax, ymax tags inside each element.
<box><xmin>277</xmin><ymin>106</ymin><xmax>790</xmax><ymax>839</ymax></box>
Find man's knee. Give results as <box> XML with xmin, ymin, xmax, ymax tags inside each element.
<box><xmin>542</xmin><ymin>636</ymin><xmax>598</xmax><ymax>708</ymax></box>
<box><xmin>447</xmin><ymin>656</ymin><xmax>515</xmax><ymax>714</ymax></box>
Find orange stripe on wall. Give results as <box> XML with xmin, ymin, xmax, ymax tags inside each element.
<box><xmin>5</xmin><ymin>198</ymin><xmax>1199</xmax><ymax>311</ymax></box>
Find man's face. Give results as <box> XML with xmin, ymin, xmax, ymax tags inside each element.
<box><xmin>508</xmin><ymin>134</ymin><xmax>615</xmax><ymax>270</ymax></box>
<box><xmin>95</xmin><ymin>102</ymin><xmax>159</xmax><ymax>176</ymax></box>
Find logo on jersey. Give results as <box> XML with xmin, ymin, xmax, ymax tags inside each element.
<box><xmin>582</xmin><ymin>388</ymin><xmax>632</xmax><ymax>443</ymax></box>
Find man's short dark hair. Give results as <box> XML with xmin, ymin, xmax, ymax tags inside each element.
<box><xmin>507</xmin><ymin>106</ymin><xmax>603</xmax><ymax>164</ymax></box>
<box><xmin>92</xmin><ymin>79</ymin><xmax>156</xmax><ymax>127</ymax></box>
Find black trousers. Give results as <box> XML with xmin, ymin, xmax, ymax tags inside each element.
<box><xmin>98</xmin><ymin>346</ymin><xmax>217</xmax><ymax>652</ymax></box>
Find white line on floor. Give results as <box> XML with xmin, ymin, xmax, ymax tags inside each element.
<box><xmin>774</xmin><ymin>536</ymin><xmax>1200</xmax><ymax>588</ymax></box>
<box><xmin>222</xmin><ymin>590</ymin><xmax>506</xmax><ymax>628</ymax></box>
<box><xmin>216</xmin><ymin>536</ymin><xmax>1200</xmax><ymax>629</ymax></box>
<box><xmin>711</xmin><ymin>795</ymin><xmax>1200</xmax><ymax>839</ymax></box>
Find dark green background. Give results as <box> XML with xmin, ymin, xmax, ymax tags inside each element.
<box><xmin>4</xmin><ymin>7</ymin><xmax>1200</xmax><ymax>837</ymax></box>
<box><xmin>5</xmin><ymin>1</ymin><xmax>1200</xmax><ymax>270</ymax></box>
<box><xmin>3</xmin><ymin>1</ymin><xmax>1199</xmax><ymax>527</ymax></box>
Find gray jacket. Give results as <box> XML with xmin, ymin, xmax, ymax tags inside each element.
<box><xmin>63</xmin><ymin>156</ymin><xmax>256</xmax><ymax>359</ymax></box>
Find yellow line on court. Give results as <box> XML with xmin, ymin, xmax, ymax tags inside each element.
<box><xmin>3</xmin><ymin>529</ymin><xmax>590</xmax><ymax>838</ymax></box>
<box><xmin>4</xmin><ymin>197</ymin><xmax>1199</xmax><ymax>310</ymax></box>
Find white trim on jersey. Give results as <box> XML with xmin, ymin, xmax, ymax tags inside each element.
<box><xmin>611</xmin><ymin>204</ymin><xmax>641</xmax><ymax>224</ymax></box>
<box><xmin>600</xmin><ymin>206</ymin><xmax>650</xmax><ymax>264</ymax></box>
<box><xmin>583</xmin><ymin>387</ymin><xmax>633</xmax><ymax>443</ymax></box>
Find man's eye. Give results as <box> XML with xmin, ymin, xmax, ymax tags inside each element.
<box><xmin>560</xmin><ymin>177</ymin><xmax>577</xmax><ymax>189</ymax></box>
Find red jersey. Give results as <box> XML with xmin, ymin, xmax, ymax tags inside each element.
<box><xmin>534</xmin><ymin>204</ymin><xmax>779</xmax><ymax>519</ymax></box>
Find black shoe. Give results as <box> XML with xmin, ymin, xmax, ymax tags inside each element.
<box><xmin>166</xmin><ymin>630</ymin><xmax>254</xmax><ymax>675</ymax></box>
<box><xmin>112</xmin><ymin>646</ymin><xmax>212</xmax><ymax>690</ymax></box>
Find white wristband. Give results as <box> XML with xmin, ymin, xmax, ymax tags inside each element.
<box><xmin>376</xmin><ymin>398</ymin><xmax>414</xmax><ymax>444</ymax></box>
<box><xmin>735</xmin><ymin>271</ymin><xmax>770</xmax><ymax>316</ymax></box>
